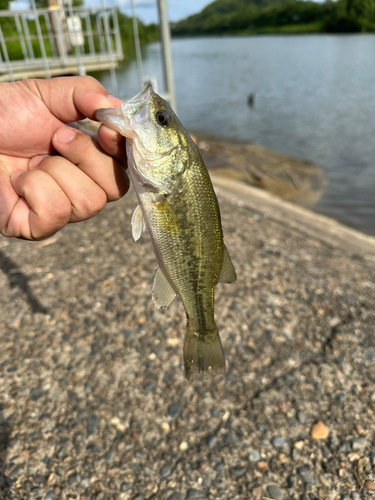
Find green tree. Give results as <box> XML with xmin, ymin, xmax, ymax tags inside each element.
<box><xmin>0</xmin><ymin>0</ymin><xmax>14</xmax><ymax>10</ymax></box>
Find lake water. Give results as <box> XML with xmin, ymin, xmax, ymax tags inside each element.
<box><xmin>95</xmin><ymin>35</ymin><xmax>375</xmax><ymax>236</ymax></box>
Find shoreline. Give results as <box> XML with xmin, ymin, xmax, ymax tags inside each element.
<box><xmin>211</xmin><ymin>174</ymin><xmax>375</xmax><ymax>264</ymax></box>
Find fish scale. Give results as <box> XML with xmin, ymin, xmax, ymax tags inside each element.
<box><xmin>95</xmin><ymin>83</ymin><xmax>236</xmax><ymax>379</ymax></box>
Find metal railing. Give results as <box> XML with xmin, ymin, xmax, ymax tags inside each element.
<box><xmin>0</xmin><ymin>6</ymin><xmax>123</xmax><ymax>82</ymax></box>
<box><xmin>0</xmin><ymin>0</ymin><xmax>176</xmax><ymax>111</ymax></box>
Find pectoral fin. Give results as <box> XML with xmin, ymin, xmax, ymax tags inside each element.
<box><xmin>218</xmin><ymin>245</ymin><xmax>237</xmax><ymax>283</ymax></box>
<box><xmin>152</xmin><ymin>267</ymin><xmax>176</xmax><ymax>309</ymax></box>
<box><xmin>131</xmin><ymin>204</ymin><xmax>147</xmax><ymax>241</ymax></box>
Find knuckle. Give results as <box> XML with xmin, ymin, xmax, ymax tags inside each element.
<box><xmin>76</xmin><ymin>188</ymin><xmax>107</xmax><ymax>219</ymax></box>
<box><xmin>50</xmin><ymin>197</ymin><xmax>71</xmax><ymax>223</ymax></box>
<box><xmin>81</xmin><ymin>75</ymin><xmax>97</xmax><ymax>86</ymax></box>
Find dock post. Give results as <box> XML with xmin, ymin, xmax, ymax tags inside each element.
<box><xmin>157</xmin><ymin>0</ymin><xmax>176</xmax><ymax>112</ymax></box>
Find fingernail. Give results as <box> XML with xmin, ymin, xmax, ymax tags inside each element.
<box><xmin>55</xmin><ymin>127</ymin><xmax>76</xmax><ymax>144</ymax></box>
<box><xmin>29</xmin><ymin>155</ymin><xmax>47</xmax><ymax>168</ymax></box>
<box><xmin>110</xmin><ymin>130</ymin><xmax>120</xmax><ymax>145</ymax></box>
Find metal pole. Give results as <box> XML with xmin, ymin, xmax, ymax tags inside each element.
<box><xmin>0</xmin><ymin>43</ymin><xmax>3</xmax><ymax>75</ymax></box>
<box><xmin>67</xmin><ymin>2</ymin><xmax>85</xmax><ymax>76</ymax></box>
<box><xmin>22</xmin><ymin>14</ymin><xmax>35</xmax><ymax>60</ymax></box>
<box><xmin>113</xmin><ymin>8</ymin><xmax>122</xmax><ymax>59</ymax></box>
<box><xmin>99</xmin><ymin>2</ymin><xmax>117</xmax><ymax>96</ymax></box>
<box><xmin>157</xmin><ymin>0</ymin><xmax>176</xmax><ymax>111</ymax></box>
<box><xmin>44</xmin><ymin>12</ymin><xmax>58</xmax><ymax>58</ymax></box>
<box><xmin>30</xmin><ymin>0</ymin><xmax>51</xmax><ymax>78</ymax></box>
<box><xmin>14</xmin><ymin>15</ymin><xmax>29</xmax><ymax>61</ymax></box>
<box><xmin>52</xmin><ymin>9</ymin><xmax>67</xmax><ymax>65</ymax></box>
<box><xmin>85</xmin><ymin>10</ymin><xmax>96</xmax><ymax>56</ymax></box>
<box><xmin>130</xmin><ymin>0</ymin><xmax>143</xmax><ymax>90</ymax></box>
<box><xmin>0</xmin><ymin>25</ymin><xmax>14</xmax><ymax>82</ymax></box>
<box><xmin>95</xmin><ymin>14</ymin><xmax>105</xmax><ymax>54</ymax></box>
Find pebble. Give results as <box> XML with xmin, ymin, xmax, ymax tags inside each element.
<box><xmin>338</xmin><ymin>441</ymin><xmax>351</xmax><ymax>453</ymax></box>
<box><xmin>335</xmin><ymin>392</ymin><xmax>346</xmax><ymax>403</ymax></box>
<box><xmin>44</xmin><ymin>492</ymin><xmax>56</xmax><ymax>500</ymax></box>
<box><xmin>210</xmin><ymin>407</ymin><xmax>219</xmax><ymax>417</ymax></box>
<box><xmin>297</xmin><ymin>411</ymin><xmax>306</xmax><ymax>424</ymax></box>
<box><xmin>230</xmin><ymin>466</ymin><xmax>247</xmax><ymax>477</ymax></box>
<box><xmin>9</xmin><ymin>466</ymin><xmax>23</xmax><ymax>478</ymax></box>
<box><xmin>55</xmin><ymin>447</ymin><xmax>65</xmax><ymax>459</ymax></box>
<box><xmin>168</xmin><ymin>494</ymin><xmax>182</xmax><ymax>500</ymax></box>
<box><xmin>206</xmin><ymin>435</ymin><xmax>217</xmax><ymax>448</ymax></box>
<box><xmin>23</xmin><ymin>480</ymin><xmax>32</xmax><ymax>491</ymax></box>
<box><xmin>370</xmin><ymin>452</ymin><xmax>375</xmax><ymax>466</ymax></box>
<box><xmin>202</xmin><ymin>477</ymin><xmax>211</xmax><ymax>488</ymax></box>
<box><xmin>79</xmin><ymin>478</ymin><xmax>90</xmax><ymax>489</ymax></box>
<box><xmin>300</xmin><ymin>496</ymin><xmax>309</xmax><ymax>500</ymax></box>
<box><xmin>186</xmin><ymin>488</ymin><xmax>206</xmax><ymax>499</ymax></box>
<box><xmin>287</xmin><ymin>475</ymin><xmax>295</xmax><ymax>488</ymax></box>
<box><xmin>266</xmin><ymin>484</ymin><xmax>284</xmax><ymax>500</ymax></box>
<box><xmin>271</xmin><ymin>436</ymin><xmax>288</xmax><ymax>448</ymax></box>
<box><xmin>294</xmin><ymin>440</ymin><xmax>304</xmax><ymax>450</ymax></box>
<box><xmin>340</xmin><ymin>496</ymin><xmax>350</xmax><ymax>500</ymax></box>
<box><xmin>168</xmin><ymin>401</ymin><xmax>183</xmax><ymax>419</ymax></box>
<box><xmin>351</xmin><ymin>438</ymin><xmax>366</xmax><ymax>451</ymax></box>
<box><xmin>365</xmin><ymin>481</ymin><xmax>375</xmax><ymax>490</ymax></box>
<box><xmin>68</xmin><ymin>473</ymin><xmax>80</xmax><ymax>484</ymax></box>
<box><xmin>311</xmin><ymin>421</ymin><xmax>329</xmax><ymax>440</ymax></box>
<box><xmin>120</xmin><ymin>482</ymin><xmax>131</xmax><ymax>492</ymax></box>
<box><xmin>87</xmin><ymin>415</ymin><xmax>100</xmax><ymax>435</ymax></box>
<box><xmin>160</xmin><ymin>465</ymin><xmax>172</xmax><ymax>478</ymax></box>
<box><xmin>248</xmin><ymin>450</ymin><xmax>260</xmax><ymax>462</ymax></box>
<box><xmin>351</xmin><ymin>493</ymin><xmax>361</xmax><ymax>500</ymax></box>
<box><xmin>297</xmin><ymin>466</ymin><xmax>315</xmax><ymax>485</ymax></box>
<box><xmin>122</xmin><ymin>328</ymin><xmax>132</xmax><ymax>338</ymax></box>
<box><xmin>105</xmin><ymin>447</ymin><xmax>116</xmax><ymax>464</ymax></box>
<box><xmin>214</xmin><ymin>463</ymin><xmax>224</xmax><ymax>472</ymax></box>
<box><xmin>143</xmin><ymin>382</ymin><xmax>155</xmax><ymax>393</ymax></box>
<box><xmin>319</xmin><ymin>474</ymin><xmax>332</xmax><ymax>488</ymax></box>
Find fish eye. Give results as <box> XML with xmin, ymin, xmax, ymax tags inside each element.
<box><xmin>156</xmin><ymin>110</ymin><xmax>171</xmax><ymax>127</ymax></box>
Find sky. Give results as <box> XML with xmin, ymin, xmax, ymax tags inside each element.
<box><xmin>11</xmin><ymin>0</ymin><xmax>213</xmax><ymax>24</ymax></box>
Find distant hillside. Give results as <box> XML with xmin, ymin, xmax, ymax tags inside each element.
<box><xmin>172</xmin><ymin>0</ymin><xmax>375</xmax><ymax>35</ymax></box>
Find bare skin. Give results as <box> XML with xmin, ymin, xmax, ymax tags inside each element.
<box><xmin>0</xmin><ymin>76</ymin><xmax>129</xmax><ymax>240</ymax></box>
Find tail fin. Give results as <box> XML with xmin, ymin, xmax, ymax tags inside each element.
<box><xmin>183</xmin><ymin>325</ymin><xmax>226</xmax><ymax>380</ymax></box>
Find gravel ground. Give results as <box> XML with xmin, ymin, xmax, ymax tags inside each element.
<box><xmin>0</xmin><ymin>183</ymin><xmax>375</xmax><ymax>500</ymax></box>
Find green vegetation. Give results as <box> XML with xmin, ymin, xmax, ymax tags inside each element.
<box><xmin>172</xmin><ymin>0</ymin><xmax>375</xmax><ymax>35</ymax></box>
<box><xmin>0</xmin><ymin>0</ymin><xmax>13</xmax><ymax>10</ymax></box>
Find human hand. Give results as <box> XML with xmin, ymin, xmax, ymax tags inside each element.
<box><xmin>0</xmin><ymin>76</ymin><xmax>129</xmax><ymax>240</ymax></box>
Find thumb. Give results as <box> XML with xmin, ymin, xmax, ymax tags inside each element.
<box><xmin>24</xmin><ymin>76</ymin><xmax>123</xmax><ymax>123</ymax></box>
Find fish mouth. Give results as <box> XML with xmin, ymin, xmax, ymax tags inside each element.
<box><xmin>95</xmin><ymin>83</ymin><xmax>154</xmax><ymax>138</ymax></box>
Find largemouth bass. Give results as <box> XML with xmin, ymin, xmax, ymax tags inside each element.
<box><xmin>95</xmin><ymin>84</ymin><xmax>236</xmax><ymax>379</ymax></box>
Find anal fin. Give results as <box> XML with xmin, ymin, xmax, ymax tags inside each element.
<box><xmin>218</xmin><ymin>245</ymin><xmax>237</xmax><ymax>283</ymax></box>
<box><xmin>152</xmin><ymin>267</ymin><xmax>176</xmax><ymax>309</ymax></box>
<box><xmin>131</xmin><ymin>204</ymin><xmax>147</xmax><ymax>241</ymax></box>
